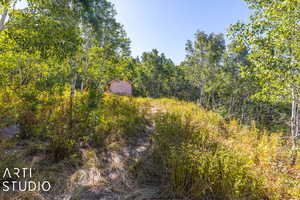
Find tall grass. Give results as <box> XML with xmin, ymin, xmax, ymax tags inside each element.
<box><xmin>1</xmin><ymin>91</ymin><xmax>299</xmax><ymax>199</ymax></box>
<box><xmin>145</xmin><ymin>98</ymin><xmax>300</xmax><ymax>200</ymax></box>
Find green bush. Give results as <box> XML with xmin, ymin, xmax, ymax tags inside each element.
<box><xmin>88</xmin><ymin>94</ymin><xmax>149</xmax><ymax>147</ymax></box>
<box><xmin>46</xmin><ymin>106</ymin><xmax>77</xmax><ymax>161</ymax></box>
<box><xmin>48</xmin><ymin>131</ymin><xmax>76</xmax><ymax>161</ymax></box>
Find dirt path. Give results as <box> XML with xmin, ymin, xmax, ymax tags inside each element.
<box><xmin>59</xmin><ymin>124</ymin><xmax>159</xmax><ymax>200</ymax></box>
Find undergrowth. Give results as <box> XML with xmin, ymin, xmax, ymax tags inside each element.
<box><xmin>0</xmin><ymin>94</ymin><xmax>299</xmax><ymax>199</ymax></box>
<box><xmin>137</xmin><ymin>98</ymin><xmax>300</xmax><ymax>200</ymax></box>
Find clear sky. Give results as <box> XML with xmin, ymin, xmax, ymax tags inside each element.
<box><xmin>110</xmin><ymin>0</ymin><xmax>251</xmax><ymax>64</ymax></box>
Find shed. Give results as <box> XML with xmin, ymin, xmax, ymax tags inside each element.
<box><xmin>107</xmin><ymin>80</ymin><xmax>132</xmax><ymax>96</ymax></box>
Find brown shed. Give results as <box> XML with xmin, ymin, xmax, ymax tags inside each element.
<box><xmin>107</xmin><ymin>80</ymin><xmax>132</xmax><ymax>96</ymax></box>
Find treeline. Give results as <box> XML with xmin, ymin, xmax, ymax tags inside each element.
<box><xmin>129</xmin><ymin>33</ymin><xmax>290</xmax><ymax>131</ymax></box>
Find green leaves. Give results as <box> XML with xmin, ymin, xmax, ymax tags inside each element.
<box><xmin>229</xmin><ymin>0</ymin><xmax>300</xmax><ymax>103</ymax></box>
<box><xmin>132</xmin><ymin>49</ymin><xmax>179</xmax><ymax>98</ymax></box>
<box><xmin>182</xmin><ymin>31</ymin><xmax>226</xmax><ymax>105</ymax></box>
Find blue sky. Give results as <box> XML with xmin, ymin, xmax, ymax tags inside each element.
<box><xmin>110</xmin><ymin>0</ymin><xmax>251</xmax><ymax>63</ymax></box>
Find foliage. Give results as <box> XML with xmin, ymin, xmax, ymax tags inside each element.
<box><xmin>228</xmin><ymin>0</ymin><xmax>300</xmax><ymax>103</ymax></box>
<box><xmin>132</xmin><ymin>49</ymin><xmax>180</xmax><ymax>98</ymax></box>
<box><xmin>88</xmin><ymin>94</ymin><xmax>149</xmax><ymax>147</ymax></box>
<box><xmin>182</xmin><ymin>31</ymin><xmax>226</xmax><ymax>105</ymax></box>
<box><xmin>228</xmin><ymin>0</ymin><xmax>300</xmax><ymax>161</ymax></box>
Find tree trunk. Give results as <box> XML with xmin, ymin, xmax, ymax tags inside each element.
<box><xmin>69</xmin><ymin>60</ymin><xmax>77</xmax><ymax>129</ymax></box>
<box><xmin>0</xmin><ymin>9</ymin><xmax>8</xmax><ymax>33</ymax></box>
<box><xmin>291</xmin><ymin>88</ymin><xmax>299</xmax><ymax>165</ymax></box>
<box><xmin>80</xmin><ymin>56</ymin><xmax>88</xmax><ymax>92</ymax></box>
<box><xmin>80</xmin><ymin>79</ymin><xmax>84</xmax><ymax>92</ymax></box>
<box><xmin>199</xmin><ymin>81</ymin><xmax>205</xmax><ymax>105</ymax></box>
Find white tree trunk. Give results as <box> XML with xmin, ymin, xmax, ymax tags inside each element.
<box><xmin>69</xmin><ymin>60</ymin><xmax>77</xmax><ymax>128</ymax></box>
<box><xmin>0</xmin><ymin>8</ymin><xmax>8</xmax><ymax>33</ymax></box>
<box><xmin>71</xmin><ymin>73</ymin><xmax>77</xmax><ymax>98</ymax></box>
<box><xmin>80</xmin><ymin>79</ymin><xmax>84</xmax><ymax>92</ymax></box>
<box><xmin>80</xmin><ymin>56</ymin><xmax>88</xmax><ymax>92</ymax></box>
<box><xmin>291</xmin><ymin>88</ymin><xmax>299</xmax><ymax>164</ymax></box>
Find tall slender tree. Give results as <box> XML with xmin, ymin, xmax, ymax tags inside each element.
<box><xmin>183</xmin><ymin>31</ymin><xmax>225</xmax><ymax>105</ymax></box>
<box><xmin>229</xmin><ymin>0</ymin><xmax>300</xmax><ymax>163</ymax></box>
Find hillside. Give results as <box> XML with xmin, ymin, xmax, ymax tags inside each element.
<box><xmin>0</xmin><ymin>95</ymin><xmax>299</xmax><ymax>200</ymax></box>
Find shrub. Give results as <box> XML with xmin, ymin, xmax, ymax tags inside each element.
<box><xmin>17</xmin><ymin>90</ymin><xmax>40</xmax><ymax>139</ymax></box>
<box><xmin>88</xmin><ymin>94</ymin><xmax>149</xmax><ymax>147</ymax></box>
<box><xmin>46</xmin><ymin>103</ymin><xmax>77</xmax><ymax>161</ymax></box>
<box><xmin>48</xmin><ymin>131</ymin><xmax>76</xmax><ymax>161</ymax></box>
